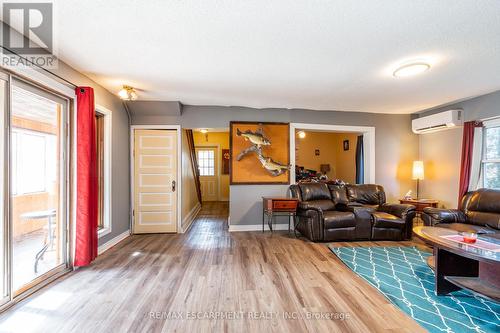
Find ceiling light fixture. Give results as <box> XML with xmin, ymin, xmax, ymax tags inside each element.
<box><xmin>118</xmin><ymin>85</ymin><xmax>138</xmax><ymax>100</ymax></box>
<box><xmin>200</xmin><ymin>129</ymin><xmax>208</xmax><ymax>134</ymax></box>
<box><xmin>393</xmin><ymin>62</ymin><xmax>430</xmax><ymax>78</ymax></box>
<box><xmin>297</xmin><ymin>131</ymin><xmax>306</xmax><ymax>139</ymax></box>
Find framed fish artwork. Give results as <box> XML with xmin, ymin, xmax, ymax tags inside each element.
<box><xmin>230</xmin><ymin>121</ymin><xmax>290</xmax><ymax>184</ymax></box>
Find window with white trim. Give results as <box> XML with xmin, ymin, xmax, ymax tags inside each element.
<box><xmin>482</xmin><ymin>120</ymin><xmax>500</xmax><ymax>189</ymax></box>
<box><xmin>95</xmin><ymin>106</ymin><xmax>112</xmax><ymax>238</ymax></box>
<box><xmin>197</xmin><ymin>149</ymin><xmax>215</xmax><ymax>176</ymax></box>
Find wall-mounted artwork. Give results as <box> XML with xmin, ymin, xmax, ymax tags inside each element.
<box><xmin>230</xmin><ymin>121</ymin><xmax>290</xmax><ymax>184</ymax></box>
<box><xmin>222</xmin><ymin>149</ymin><xmax>230</xmax><ymax>175</ymax></box>
<box><xmin>343</xmin><ymin>139</ymin><xmax>349</xmax><ymax>151</ymax></box>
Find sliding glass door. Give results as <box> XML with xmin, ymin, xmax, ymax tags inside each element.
<box><xmin>0</xmin><ymin>71</ymin><xmax>71</xmax><ymax>308</ymax></box>
<box><xmin>0</xmin><ymin>73</ymin><xmax>8</xmax><ymax>308</ymax></box>
<box><xmin>10</xmin><ymin>78</ymin><xmax>69</xmax><ymax>296</ymax></box>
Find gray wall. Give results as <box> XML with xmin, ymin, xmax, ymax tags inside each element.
<box><xmin>417</xmin><ymin>89</ymin><xmax>500</xmax><ymax>208</ymax></box>
<box><xmin>133</xmin><ymin>105</ymin><xmax>419</xmax><ymax>226</ymax></box>
<box><xmin>53</xmin><ymin>62</ymin><xmax>131</xmax><ymax>245</ymax></box>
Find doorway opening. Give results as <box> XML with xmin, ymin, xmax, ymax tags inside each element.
<box><xmin>290</xmin><ymin>123</ymin><xmax>375</xmax><ymax>185</ymax></box>
<box><xmin>193</xmin><ymin>129</ymin><xmax>230</xmax><ymax>203</ymax></box>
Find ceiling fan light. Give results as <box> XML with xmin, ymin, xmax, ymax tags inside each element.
<box><xmin>118</xmin><ymin>85</ymin><xmax>138</xmax><ymax>100</ymax></box>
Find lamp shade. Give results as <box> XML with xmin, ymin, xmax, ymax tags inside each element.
<box><xmin>412</xmin><ymin>161</ymin><xmax>425</xmax><ymax>180</ymax></box>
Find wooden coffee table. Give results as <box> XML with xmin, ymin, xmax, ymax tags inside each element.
<box><xmin>414</xmin><ymin>226</ymin><xmax>500</xmax><ymax>302</ymax></box>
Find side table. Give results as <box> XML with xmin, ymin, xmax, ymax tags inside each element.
<box><xmin>399</xmin><ymin>198</ymin><xmax>438</xmax><ymax>225</ymax></box>
<box><xmin>262</xmin><ymin>197</ymin><xmax>299</xmax><ymax>233</ymax></box>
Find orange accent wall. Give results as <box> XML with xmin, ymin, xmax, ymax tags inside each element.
<box><xmin>295</xmin><ymin>131</ymin><xmax>359</xmax><ymax>183</ymax></box>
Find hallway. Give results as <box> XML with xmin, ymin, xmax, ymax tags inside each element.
<box><xmin>0</xmin><ymin>202</ymin><xmax>422</xmax><ymax>333</ymax></box>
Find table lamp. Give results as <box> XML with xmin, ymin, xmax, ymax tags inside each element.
<box><xmin>412</xmin><ymin>161</ymin><xmax>424</xmax><ymax>199</ymax></box>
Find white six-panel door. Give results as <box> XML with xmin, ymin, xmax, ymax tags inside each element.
<box><xmin>133</xmin><ymin>129</ymin><xmax>177</xmax><ymax>233</ymax></box>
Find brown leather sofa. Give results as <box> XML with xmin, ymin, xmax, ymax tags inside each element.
<box><xmin>289</xmin><ymin>183</ymin><xmax>416</xmax><ymax>242</ymax></box>
<box><xmin>421</xmin><ymin>188</ymin><xmax>500</xmax><ymax>235</ymax></box>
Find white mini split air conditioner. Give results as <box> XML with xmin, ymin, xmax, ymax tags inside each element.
<box><xmin>412</xmin><ymin>109</ymin><xmax>463</xmax><ymax>134</ymax></box>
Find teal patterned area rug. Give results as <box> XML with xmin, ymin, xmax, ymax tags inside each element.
<box><xmin>329</xmin><ymin>246</ymin><xmax>500</xmax><ymax>333</ymax></box>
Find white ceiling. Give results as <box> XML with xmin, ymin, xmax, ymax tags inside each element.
<box><xmin>50</xmin><ymin>0</ymin><xmax>500</xmax><ymax>114</ymax></box>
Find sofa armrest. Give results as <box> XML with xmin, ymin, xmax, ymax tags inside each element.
<box><xmin>378</xmin><ymin>203</ymin><xmax>416</xmax><ymax>219</ymax></box>
<box><xmin>298</xmin><ymin>202</ymin><xmax>324</xmax><ymax>215</ymax></box>
<box><xmin>296</xmin><ymin>202</ymin><xmax>325</xmax><ymax>241</ymax></box>
<box><xmin>421</xmin><ymin>207</ymin><xmax>466</xmax><ymax>226</ymax></box>
<box><xmin>378</xmin><ymin>204</ymin><xmax>416</xmax><ymax>240</ymax></box>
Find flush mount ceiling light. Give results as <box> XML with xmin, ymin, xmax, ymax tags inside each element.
<box><xmin>118</xmin><ymin>85</ymin><xmax>138</xmax><ymax>100</ymax></box>
<box><xmin>393</xmin><ymin>62</ymin><xmax>430</xmax><ymax>78</ymax></box>
<box><xmin>297</xmin><ymin>131</ymin><xmax>306</xmax><ymax>139</ymax></box>
<box><xmin>199</xmin><ymin>129</ymin><xmax>208</xmax><ymax>133</ymax></box>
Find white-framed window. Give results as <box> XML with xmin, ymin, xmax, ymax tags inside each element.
<box><xmin>197</xmin><ymin>149</ymin><xmax>215</xmax><ymax>176</ymax></box>
<box><xmin>11</xmin><ymin>128</ymin><xmax>57</xmax><ymax>195</ymax></box>
<box><xmin>95</xmin><ymin>105</ymin><xmax>112</xmax><ymax>238</ymax></box>
<box><xmin>482</xmin><ymin>119</ymin><xmax>500</xmax><ymax>189</ymax></box>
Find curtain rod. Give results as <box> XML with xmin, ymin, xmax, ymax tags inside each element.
<box><xmin>1</xmin><ymin>45</ymin><xmax>78</xmax><ymax>89</ymax></box>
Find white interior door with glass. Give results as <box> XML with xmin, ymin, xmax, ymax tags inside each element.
<box><xmin>196</xmin><ymin>147</ymin><xmax>219</xmax><ymax>201</ymax></box>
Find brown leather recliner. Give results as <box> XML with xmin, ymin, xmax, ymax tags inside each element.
<box><xmin>289</xmin><ymin>183</ymin><xmax>416</xmax><ymax>242</ymax></box>
<box><xmin>422</xmin><ymin>188</ymin><xmax>500</xmax><ymax>235</ymax></box>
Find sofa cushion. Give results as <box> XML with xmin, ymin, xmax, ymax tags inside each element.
<box><xmin>371</xmin><ymin>212</ymin><xmax>405</xmax><ymax>229</ymax></box>
<box><xmin>327</xmin><ymin>184</ymin><xmax>349</xmax><ymax>206</ymax></box>
<box><xmin>436</xmin><ymin>222</ymin><xmax>498</xmax><ymax>234</ymax></box>
<box><xmin>465</xmin><ymin>211</ymin><xmax>500</xmax><ymax>230</ymax></box>
<box><xmin>299</xmin><ymin>183</ymin><xmax>331</xmax><ymax>202</ymax></box>
<box><xmin>346</xmin><ymin>184</ymin><xmax>386</xmax><ymax>205</ymax></box>
<box><xmin>323</xmin><ymin>211</ymin><xmax>356</xmax><ymax>229</ymax></box>
<box><xmin>466</xmin><ymin>188</ymin><xmax>500</xmax><ymax>213</ymax></box>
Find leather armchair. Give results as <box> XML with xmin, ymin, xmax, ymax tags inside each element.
<box><xmin>422</xmin><ymin>188</ymin><xmax>500</xmax><ymax>234</ymax></box>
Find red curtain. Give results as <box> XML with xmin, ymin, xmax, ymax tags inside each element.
<box><xmin>458</xmin><ymin>121</ymin><xmax>482</xmax><ymax>207</ymax></box>
<box><xmin>75</xmin><ymin>87</ymin><xmax>98</xmax><ymax>266</ymax></box>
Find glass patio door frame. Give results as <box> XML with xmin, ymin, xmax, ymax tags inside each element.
<box><xmin>0</xmin><ymin>70</ymin><xmax>72</xmax><ymax>309</ymax></box>
<box><xmin>0</xmin><ymin>71</ymin><xmax>9</xmax><ymax>309</ymax></box>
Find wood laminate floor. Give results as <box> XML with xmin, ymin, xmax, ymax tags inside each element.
<box><xmin>0</xmin><ymin>202</ymin><xmax>426</xmax><ymax>333</ymax></box>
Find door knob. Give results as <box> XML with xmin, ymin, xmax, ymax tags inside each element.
<box><xmin>172</xmin><ymin>180</ymin><xmax>176</xmax><ymax>192</ymax></box>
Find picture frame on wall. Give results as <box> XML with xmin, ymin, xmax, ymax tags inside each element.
<box><xmin>230</xmin><ymin>121</ymin><xmax>290</xmax><ymax>184</ymax></box>
<box><xmin>343</xmin><ymin>139</ymin><xmax>349</xmax><ymax>151</ymax></box>
<box><xmin>221</xmin><ymin>149</ymin><xmax>230</xmax><ymax>175</ymax></box>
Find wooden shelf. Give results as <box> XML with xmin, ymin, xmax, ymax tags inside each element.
<box><xmin>444</xmin><ymin>276</ymin><xmax>500</xmax><ymax>302</ymax></box>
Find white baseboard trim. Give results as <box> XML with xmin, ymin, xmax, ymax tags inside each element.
<box><xmin>228</xmin><ymin>223</ymin><xmax>290</xmax><ymax>232</ymax></box>
<box><xmin>182</xmin><ymin>202</ymin><xmax>201</xmax><ymax>233</ymax></box>
<box><xmin>98</xmin><ymin>230</ymin><xmax>130</xmax><ymax>255</ymax></box>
